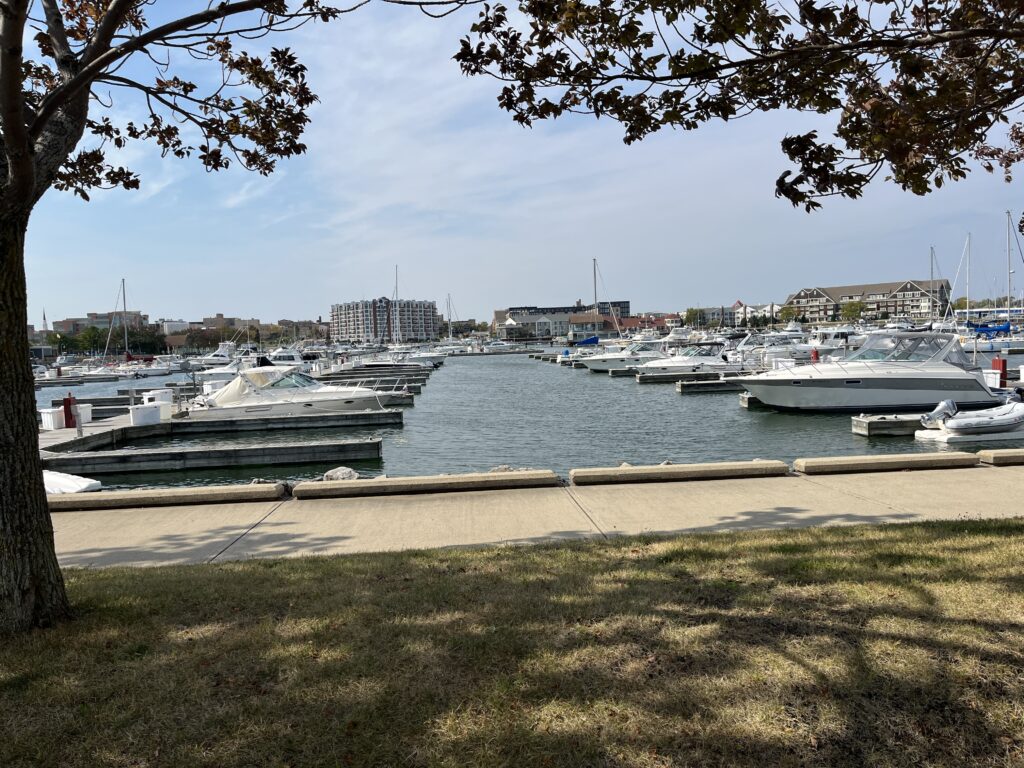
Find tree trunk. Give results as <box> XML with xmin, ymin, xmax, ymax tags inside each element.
<box><xmin>0</xmin><ymin>212</ymin><xmax>70</xmax><ymax>633</ymax></box>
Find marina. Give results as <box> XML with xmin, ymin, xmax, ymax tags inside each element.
<box><xmin>32</xmin><ymin>349</ymin><xmax>1024</xmax><ymax>491</ymax></box>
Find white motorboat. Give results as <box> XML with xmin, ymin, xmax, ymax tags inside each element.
<box><xmin>789</xmin><ymin>326</ymin><xmax>862</xmax><ymax>361</ymax></box>
<box><xmin>636</xmin><ymin>342</ymin><xmax>748</xmax><ymax>374</ymax></box>
<box><xmin>735</xmin><ymin>332</ymin><xmax>1004</xmax><ymax>412</ymax></box>
<box><xmin>580</xmin><ymin>340</ymin><xmax>668</xmax><ymax>373</ymax></box>
<box><xmin>189</xmin><ymin>341</ymin><xmax>237</xmax><ymax>370</ymax></box>
<box><xmin>193</xmin><ymin>357</ymin><xmax>253</xmax><ymax>382</ymax></box>
<box><xmin>181</xmin><ymin>367</ymin><xmax>394</xmax><ymax>419</ymax></box>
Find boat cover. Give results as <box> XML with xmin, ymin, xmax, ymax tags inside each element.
<box><xmin>44</xmin><ymin>470</ymin><xmax>101</xmax><ymax>494</ymax></box>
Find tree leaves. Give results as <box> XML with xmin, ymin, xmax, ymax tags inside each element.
<box><xmin>455</xmin><ymin>0</ymin><xmax>1024</xmax><ymax>215</ymax></box>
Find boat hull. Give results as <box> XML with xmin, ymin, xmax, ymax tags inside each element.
<box><xmin>184</xmin><ymin>396</ymin><xmax>388</xmax><ymax>420</ymax></box>
<box><xmin>738</xmin><ymin>376</ymin><xmax>1001</xmax><ymax>413</ymax></box>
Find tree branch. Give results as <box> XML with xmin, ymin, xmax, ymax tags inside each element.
<box><xmin>83</xmin><ymin>0</ymin><xmax>144</xmax><ymax>66</ymax></box>
<box><xmin>39</xmin><ymin>0</ymin><xmax>73</xmax><ymax>74</ymax></box>
<box><xmin>30</xmin><ymin>0</ymin><xmax>269</xmax><ymax>141</ymax></box>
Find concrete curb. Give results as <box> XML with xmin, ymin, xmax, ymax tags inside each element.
<box><xmin>977</xmin><ymin>449</ymin><xmax>1024</xmax><ymax>466</ymax></box>
<box><xmin>793</xmin><ymin>452</ymin><xmax>979</xmax><ymax>475</ymax></box>
<box><xmin>569</xmin><ymin>460</ymin><xmax>789</xmax><ymax>486</ymax></box>
<box><xmin>48</xmin><ymin>482</ymin><xmax>287</xmax><ymax>512</ymax></box>
<box><xmin>292</xmin><ymin>470</ymin><xmax>561</xmax><ymax>499</ymax></box>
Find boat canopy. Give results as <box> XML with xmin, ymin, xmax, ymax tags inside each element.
<box><xmin>204</xmin><ymin>366</ymin><xmax>313</xmax><ymax>405</ymax></box>
<box><xmin>844</xmin><ymin>332</ymin><xmax>973</xmax><ymax>366</ymax></box>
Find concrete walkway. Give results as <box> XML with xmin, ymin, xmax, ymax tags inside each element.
<box><xmin>52</xmin><ymin>464</ymin><xmax>1024</xmax><ymax>568</ymax></box>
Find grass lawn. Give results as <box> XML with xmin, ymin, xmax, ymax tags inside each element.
<box><xmin>3</xmin><ymin>519</ymin><xmax>1024</xmax><ymax>767</ymax></box>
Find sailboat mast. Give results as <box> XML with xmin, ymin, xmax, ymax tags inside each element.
<box><xmin>1008</xmin><ymin>210</ymin><xmax>1013</xmax><ymax>324</ymax></box>
<box><xmin>592</xmin><ymin>258</ymin><xmax>597</xmax><ymax>313</ymax></box>
<box><xmin>929</xmin><ymin>246</ymin><xmax>935</xmax><ymax>322</ymax></box>
<box><xmin>121</xmin><ymin>277</ymin><xmax>128</xmax><ymax>360</ymax></box>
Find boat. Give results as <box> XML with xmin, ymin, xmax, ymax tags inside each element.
<box><xmin>919</xmin><ymin>397</ymin><xmax>1024</xmax><ymax>436</ymax></box>
<box><xmin>789</xmin><ymin>326</ymin><xmax>862</xmax><ymax>361</ymax></box>
<box><xmin>43</xmin><ymin>470</ymin><xmax>101</xmax><ymax>494</ymax></box>
<box><xmin>735</xmin><ymin>332</ymin><xmax>1004</xmax><ymax>412</ymax></box>
<box><xmin>189</xmin><ymin>341</ymin><xmax>237</xmax><ymax>370</ymax></box>
<box><xmin>635</xmin><ymin>342</ymin><xmax>747</xmax><ymax>374</ymax></box>
<box><xmin>180</xmin><ymin>366</ymin><xmax>396</xmax><ymax>419</ymax></box>
<box><xmin>193</xmin><ymin>357</ymin><xmax>253</xmax><ymax>382</ymax></box>
<box><xmin>580</xmin><ymin>340</ymin><xmax>668</xmax><ymax>373</ymax></box>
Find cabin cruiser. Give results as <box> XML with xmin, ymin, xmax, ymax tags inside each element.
<box><xmin>189</xmin><ymin>341</ymin><xmax>237</xmax><ymax>370</ymax></box>
<box><xmin>580</xmin><ymin>340</ymin><xmax>668</xmax><ymax>373</ymax></box>
<box><xmin>636</xmin><ymin>342</ymin><xmax>747</xmax><ymax>374</ymax></box>
<box><xmin>789</xmin><ymin>327</ymin><xmax>862</xmax><ymax>361</ymax></box>
<box><xmin>735</xmin><ymin>332</ymin><xmax>1004</xmax><ymax>412</ymax></box>
<box><xmin>180</xmin><ymin>367</ymin><xmax>395</xmax><ymax>419</ymax></box>
<box><xmin>267</xmin><ymin>347</ymin><xmax>313</xmax><ymax>371</ymax></box>
<box><xmin>193</xmin><ymin>357</ymin><xmax>253</xmax><ymax>382</ymax></box>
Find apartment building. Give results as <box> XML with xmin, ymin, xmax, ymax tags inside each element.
<box><xmin>331</xmin><ymin>298</ymin><xmax>439</xmax><ymax>342</ymax></box>
<box><xmin>784</xmin><ymin>280</ymin><xmax>951</xmax><ymax>322</ymax></box>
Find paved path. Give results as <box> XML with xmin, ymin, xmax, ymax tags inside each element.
<box><xmin>52</xmin><ymin>464</ymin><xmax>1023</xmax><ymax>568</ymax></box>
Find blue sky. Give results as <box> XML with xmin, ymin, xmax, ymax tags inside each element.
<box><xmin>25</xmin><ymin>4</ymin><xmax>1024</xmax><ymax>329</ymax></box>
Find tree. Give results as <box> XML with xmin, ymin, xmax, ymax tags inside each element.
<box><xmin>841</xmin><ymin>301</ymin><xmax>866</xmax><ymax>321</ymax></box>
<box><xmin>0</xmin><ymin>0</ymin><xmax>469</xmax><ymax>635</ymax></box>
<box><xmin>74</xmin><ymin>325</ymin><xmax>104</xmax><ymax>354</ymax></box>
<box><xmin>778</xmin><ymin>306</ymin><xmax>798</xmax><ymax>323</ymax></box>
<box><xmin>683</xmin><ymin>307</ymin><xmax>702</xmax><ymax>326</ymax></box>
<box><xmin>457</xmin><ymin>1</ymin><xmax>1024</xmax><ymax>225</ymax></box>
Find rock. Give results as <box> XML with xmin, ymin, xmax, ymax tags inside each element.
<box><xmin>620</xmin><ymin>461</ymin><xmax>633</xmax><ymax>468</ymax></box>
<box><xmin>660</xmin><ymin>460</ymin><xmax>674</xmax><ymax>466</ymax></box>
<box><xmin>323</xmin><ymin>466</ymin><xmax>359</xmax><ymax>481</ymax></box>
<box><xmin>489</xmin><ymin>465</ymin><xmax>537</xmax><ymax>473</ymax></box>
<box><xmin>249</xmin><ymin>478</ymin><xmax>273</xmax><ymax>484</ymax></box>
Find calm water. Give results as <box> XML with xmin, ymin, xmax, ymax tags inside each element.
<box><xmin>38</xmin><ymin>353</ymin><xmax>1024</xmax><ymax>489</ymax></box>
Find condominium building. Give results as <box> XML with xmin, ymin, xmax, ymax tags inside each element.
<box><xmin>330</xmin><ymin>298</ymin><xmax>439</xmax><ymax>342</ymax></box>
<box><xmin>784</xmin><ymin>280</ymin><xmax>951</xmax><ymax>323</ymax></box>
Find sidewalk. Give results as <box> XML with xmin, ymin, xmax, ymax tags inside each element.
<box><xmin>52</xmin><ymin>465</ymin><xmax>1023</xmax><ymax>568</ymax></box>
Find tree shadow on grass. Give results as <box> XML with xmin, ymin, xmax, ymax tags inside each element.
<box><xmin>4</xmin><ymin>519</ymin><xmax>1024</xmax><ymax>767</ymax></box>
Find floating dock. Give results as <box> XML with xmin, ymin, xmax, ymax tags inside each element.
<box><xmin>42</xmin><ymin>437</ymin><xmax>383</xmax><ymax>475</ymax></box>
<box><xmin>738</xmin><ymin>392</ymin><xmax>766</xmax><ymax>410</ymax></box>
<box><xmin>851</xmin><ymin>414</ymin><xmax>924</xmax><ymax>437</ymax></box>
<box><xmin>676</xmin><ymin>379</ymin><xmax>745</xmax><ymax>394</ymax></box>
<box><xmin>39</xmin><ymin>410</ymin><xmax>403</xmax><ymax>453</ymax></box>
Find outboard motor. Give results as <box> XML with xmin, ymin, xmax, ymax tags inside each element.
<box><xmin>920</xmin><ymin>399</ymin><xmax>958</xmax><ymax>429</ymax></box>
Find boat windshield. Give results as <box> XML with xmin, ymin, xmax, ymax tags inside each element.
<box><xmin>844</xmin><ymin>333</ymin><xmax>965</xmax><ymax>364</ymax></box>
<box><xmin>267</xmin><ymin>371</ymin><xmax>318</xmax><ymax>389</ymax></box>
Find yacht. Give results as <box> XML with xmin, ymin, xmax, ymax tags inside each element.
<box><xmin>189</xmin><ymin>341</ymin><xmax>237</xmax><ymax>370</ymax></box>
<box><xmin>735</xmin><ymin>332</ymin><xmax>1003</xmax><ymax>412</ymax></box>
<box><xmin>193</xmin><ymin>357</ymin><xmax>253</xmax><ymax>382</ymax></box>
<box><xmin>580</xmin><ymin>340</ymin><xmax>669</xmax><ymax>373</ymax></box>
<box><xmin>636</xmin><ymin>342</ymin><xmax>748</xmax><ymax>374</ymax></box>
<box><xmin>789</xmin><ymin>327</ymin><xmax>862</xmax><ymax>361</ymax></box>
<box><xmin>181</xmin><ymin>367</ymin><xmax>395</xmax><ymax>419</ymax></box>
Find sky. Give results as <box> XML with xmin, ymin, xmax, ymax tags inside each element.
<box><xmin>24</xmin><ymin>3</ymin><xmax>1024</xmax><ymax>329</ymax></box>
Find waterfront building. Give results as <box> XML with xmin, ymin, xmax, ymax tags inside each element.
<box><xmin>52</xmin><ymin>310</ymin><xmax>149</xmax><ymax>334</ymax></box>
<box><xmin>498</xmin><ymin>312</ymin><xmax>574</xmax><ymax>340</ymax></box>
<box><xmin>331</xmin><ymin>298</ymin><xmax>439</xmax><ymax>342</ymax></box>
<box><xmin>493</xmin><ymin>299</ymin><xmax>631</xmax><ymax>333</ymax></box>
<box><xmin>784</xmin><ymin>280</ymin><xmax>951</xmax><ymax>322</ymax></box>
<box><xmin>159</xmin><ymin>319</ymin><xmax>190</xmax><ymax>335</ymax></box>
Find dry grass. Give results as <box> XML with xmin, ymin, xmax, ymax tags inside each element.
<box><xmin>3</xmin><ymin>519</ymin><xmax>1024</xmax><ymax>767</ymax></box>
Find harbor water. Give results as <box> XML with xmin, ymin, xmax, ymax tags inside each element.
<box><xmin>36</xmin><ymin>353</ymin><xmax>1024</xmax><ymax>489</ymax></box>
